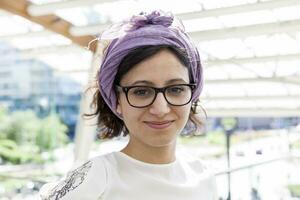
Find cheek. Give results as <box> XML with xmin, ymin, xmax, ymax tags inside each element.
<box><xmin>119</xmin><ymin>99</ymin><xmax>144</xmax><ymax>124</ymax></box>
<box><xmin>177</xmin><ymin>105</ymin><xmax>192</xmax><ymax>121</ymax></box>
<box><xmin>122</xmin><ymin>109</ymin><xmax>146</xmax><ymax>135</ymax></box>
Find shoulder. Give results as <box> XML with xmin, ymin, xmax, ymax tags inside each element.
<box><xmin>177</xmin><ymin>152</ymin><xmax>218</xmax><ymax>198</ymax></box>
<box><xmin>177</xmin><ymin>151</ymin><xmax>215</xmax><ymax>176</ymax></box>
<box><xmin>40</xmin><ymin>155</ymin><xmax>108</xmax><ymax>200</ymax></box>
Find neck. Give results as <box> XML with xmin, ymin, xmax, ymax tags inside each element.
<box><xmin>121</xmin><ymin>138</ymin><xmax>177</xmax><ymax>164</ymax></box>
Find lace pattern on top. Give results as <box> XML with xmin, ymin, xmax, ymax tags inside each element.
<box><xmin>45</xmin><ymin>160</ymin><xmax>92</xmax><ymax>200</ymax></box>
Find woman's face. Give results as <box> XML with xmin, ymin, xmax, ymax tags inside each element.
<box><xmin>117</xmin><ymin>49</ymin><xmax>192</xmax><ymax>149</ymax></box>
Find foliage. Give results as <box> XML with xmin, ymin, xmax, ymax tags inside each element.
<box><xmin>36</xmin><ymin>114</ymin><xmax>68</xmax><ymax>150</ymax></box>
<box><xmin>0</xmin><ymin>107</ymin><xmax>9</xmax><ymax>140</ymax></box>
<box><xmin>178</xmin><ymin>130</ymin><xmax>225</xmax><ymax>146</ymax></box>
<box><xmin>178</xmin><ymin>131</ymin><xmax>225</xmax><ymax>159</ymax></box>
<box><xmin>206</xmin><ymin>131</ymin><xmax>226</xmax><ymax>146</ymax></box>
<box><xmin>0</xmin><ymin>139</ymin><xmax>41</xmax><ymax>164</ymax></box>
<box><xmin>288</xmin><ymin>184</ymin><xmax>300</xmax><ymax>197</ymax></box>
<box><xmin>3</xmin><ymin>111</ymin><xmax>40</xmax><ymax>145</ymax></box>
<box><xmin>291</xmin><ymin>139</ymin><xmax>300</xmax><ymax>149</ymax></box>
<box><xmin>0</xmin><ymin>106</ymin><xmax>69</xmax><ymax>164</ymax></box>
<box><xmin>178</xmin><ymin>130</ymin><xmax>275</xmax><ymax>152</ymax></box>
<box><xmin>220</xmin><ymin>118</ymin><xmax>237</xmax><ymax>131</ymax></box>
<box><xmin>0</xmin><ymin>177</ymin><xmax>28</xmax><ymax>196</ymax></box>
<box><xmin>231</xmin><ymin>131</ymin><xmax>272</xmax><ymax>144</ymax></box>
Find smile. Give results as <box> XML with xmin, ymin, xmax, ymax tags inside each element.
<box><xmin>144</xmin><ymin>121</ymin><xmax>174</xmax><ymax>129</ymax></box>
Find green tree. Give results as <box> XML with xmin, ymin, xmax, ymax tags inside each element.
<box><xmin>0</xmin><ymin>107</ymin><xmax>69</xmax><ymax>164</ymax></box>
<box><xmin>36</xmin><ymin>113</ymin><xmax>69</xmax><ymax>151</ymax></box>
<box><xmin>4</xmin><ymin>111</ymin><xmax>40</xmax><ymax>145</ymax></box>
<box><xmin>0</xmin><ymin>107</ymin><xmax>8</xmax><ymax>140</ymax></box>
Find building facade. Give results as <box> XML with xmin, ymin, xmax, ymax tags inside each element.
<box><xmin>0</xmin><ymin>42</ymin><xmax>82</xmax><ymax>138</ymax></box>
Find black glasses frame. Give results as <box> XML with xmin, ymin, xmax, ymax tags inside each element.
<box><xmin>116</xmin><ymin>83</ymin><xmax>196</xmax><ymax>108</ymax></box>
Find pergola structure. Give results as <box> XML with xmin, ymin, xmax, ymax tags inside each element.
<box><xmin>1</xmin><ymin>0</ymin><xmax>300</xmax><ymax>161</ymax></box>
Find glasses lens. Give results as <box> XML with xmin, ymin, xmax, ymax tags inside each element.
<box><xmin>126</xmin><ymin>85</ymin><xmax>193</xmax><ymax>107</ymax></box>
<box><xmin>127</xmin><ymin>86</ymin><xmax>155</xmax><ymax>107</ymax></box>
<box><xmin>165</xmin><ymin>85</ymin><xmax>192</xmax><ymax>105</ymax></box>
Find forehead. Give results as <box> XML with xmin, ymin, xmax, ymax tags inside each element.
<box><xmin>120</xmin><ymin>49</ymin><xmax>190</xmax><ymax>86</ymax></box>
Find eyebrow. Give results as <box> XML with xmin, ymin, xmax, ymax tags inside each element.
<box><xmin>130</xmin><ymin>78</ymin><xmax>188</xmax><ymax>86</ymax></box>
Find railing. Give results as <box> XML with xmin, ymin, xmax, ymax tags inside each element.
<box><xmin>215</xmin><ymin>154</ymin><xmax>291</xmax><ymax>176</ymax></box>
<box><xmin>0</xmin><ymin>154</ymin><xmax>297</xmax><ymax>181</ymax></box>
<box><xmin>0</xmin><ymin>154</ymin><xmax>298</xmax><ymax>199</ymax></box>
<box><xmin>214</xmin><ymin>154</ymin><xmax>299</xmax><ymax>200</ymax></box>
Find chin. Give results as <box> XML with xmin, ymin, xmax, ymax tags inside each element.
<box><xmin>146</xmin><ymin>136</ymin><xmax>177</xmax><ymax>148</ymax></box>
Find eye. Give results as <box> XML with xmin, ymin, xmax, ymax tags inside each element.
<box><xmin>167</xmin><ymin>85</ymin><xmax>186</xmax><ymax>95</ymax></box>
<box><xmin>130</xmin><ymin>87</ymin><xmax>153</xmax><ymax>97</ymax></box>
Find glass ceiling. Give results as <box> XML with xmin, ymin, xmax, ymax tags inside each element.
<box><xmin>1</xmin><ymin>0</ymin><xmax>300</xmax><ymax>116</ymax></box>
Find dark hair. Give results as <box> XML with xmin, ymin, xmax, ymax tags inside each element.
<box><xmin>84</xmin><ymin>45</ymin><xmax>203</xmax><ymax>139</ymax></box>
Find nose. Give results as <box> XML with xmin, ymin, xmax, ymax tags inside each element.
<box><xmin>148</xmin><ymin>92</ymin><xmax>171</xmax><ymax>116</ymax></box>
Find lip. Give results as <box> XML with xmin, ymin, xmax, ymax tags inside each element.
<box><xmin>144</xmin><ymin>120</ymin><xmax>174</xmax><ymax>129</ymax></box>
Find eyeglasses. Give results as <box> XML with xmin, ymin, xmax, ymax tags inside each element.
<box><xmin>116</xmin><ymin>84</ymin><xmax>195</xmax><ymax>108</ymax></box>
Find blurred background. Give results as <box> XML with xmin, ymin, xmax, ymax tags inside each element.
<box><xmin>0</xmin><ymin>0</ymin><xmax>300</xmax><ymax>199</ymax></box>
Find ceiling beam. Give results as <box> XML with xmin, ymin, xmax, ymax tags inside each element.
<box><xmin>207</xmin><ymin>53</ymin><xmax>300</xmax><ymax>66</ymax></box>
<box><xmin>190</xmin><ymin>19</ymin><xmax>300</xmax><ymax>42</ymax></box>
<box><xmin>13</xmin><ymin>43</ymin><xmax>300</xmax><ymax>66</ymax></box>
<box><xmin>206</xmin><ymin>108</ymin><xmax>300</xmax><ymax>117</ymax></box>
<box><xmin>70</xmin><ymin>17</ymin><xmax>300</xmax><ymax>40</ymax></box>
<box><xmin>202</xmin><ymin>95</ymin><xmax>300</xmax><ymax>101</ymax></box>
<box><xmin>69</xmin><ymin>0</ymin><xmax>300</xmax><ymax>36</ymax></box>
<box><xmin>179</xmin><ymin>0</ymin><xmax>300</xmax><ymax>20</ymax></box>
<box><xmin>284</xmin><ymin>76</ymin><xmax>300</xmax><ymax>85</ymax></box>
<box><xmin>20</xmin><ymin>44</ymin><xmax>86</xmax><ymax>57</ymax></box>
<box><xmin>26</xmin><ymin>0</ymin><xmax>300</xmax><ymax>20</ymax></box>
<box><xmin>0</xmin><ymin>9</ymin><xmax>9</xmax><ymax>16</ymax></box>
<box><xmin>28</xmin><ymin>0</ymin><xmax>300</xmax><ymax>33</ymax></box>
<box><xmin>27</xmin><ymin>0</ymin><xmax>118</xmax><ymax>16</ymax></box>
<box><xmin>205</xmin><ymin>76</ymin><xmax>300</xmax><ymax>86</ymax></box>
<box><xmin>0</xmin><ymin>0</ymin><xmax>97</xmax><ymax>52</ymax></box>
<box><xmin>0</xmin><ymin>30</ymin><xmax>53</xmax><ymax>41</ymax></box>
<box><xmin>70</xmin><ymin>23</ymin><xmax>109</xmax><ymax>37</ymax></box>
<box><xmin>4</xmin><ymin>1</ymin><xmax>300</xmax><ymax>45</ymax></box>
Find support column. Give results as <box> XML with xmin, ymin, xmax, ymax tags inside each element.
<box><xmin>73</xmin><ymin>41</ymin><xmax>104</xmax><ymax>164</ymax></box>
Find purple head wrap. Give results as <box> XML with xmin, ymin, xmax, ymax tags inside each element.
<box><xmin>98</xmin><ymin>11</ymin><xmax>203</xmax><ymax>118</ymax></box>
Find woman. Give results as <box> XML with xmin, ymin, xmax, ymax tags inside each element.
<box><xmin>40</xmin><ymin>10</ymin><xmax>217</xmax><ymax>200</ymax></box>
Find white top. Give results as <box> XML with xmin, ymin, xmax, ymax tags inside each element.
<box><xmin>40</xmin><ymin>151</ymin><xmax>217</xmax><ymax>200</ymax></box>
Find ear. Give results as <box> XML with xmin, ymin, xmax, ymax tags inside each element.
<box><xmin>116</xmin><ymin>102</ymin><xmax>122</xmax><ymax>116</ymax></box>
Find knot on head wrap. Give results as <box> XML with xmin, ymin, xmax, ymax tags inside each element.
<box><xmin>127</xmin><ymin>11</ymin><xmax>174</xmax><ymax>31</ymax></box>
<box><xmin>98</xmin><ymin>11</ymin><xmax>203</xmax><ymax>119</ymax></box>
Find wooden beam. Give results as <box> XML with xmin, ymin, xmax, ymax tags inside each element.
<box><xmin>0</xmin><ymin>0</ymin><xmax>97</xmax><ymax>52</ymax></box>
